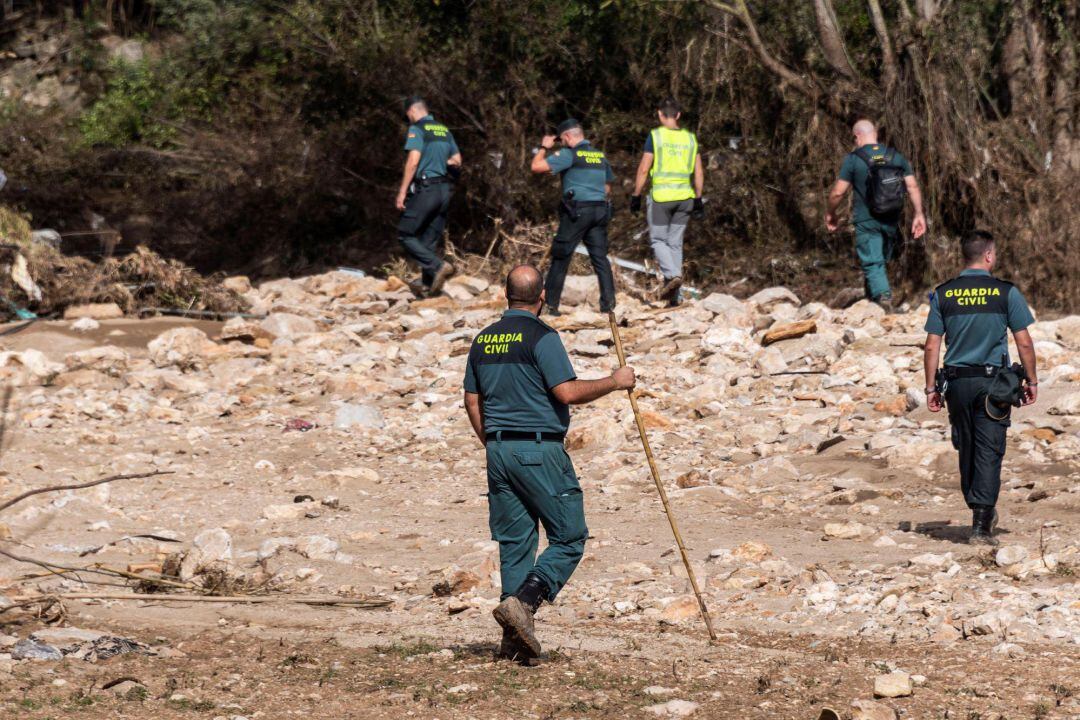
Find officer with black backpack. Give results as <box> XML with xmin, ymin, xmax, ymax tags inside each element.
<box><xmin>826</xmin><ymin>119</ymin><xmax>926</xmax><ymax>312</ymax></box>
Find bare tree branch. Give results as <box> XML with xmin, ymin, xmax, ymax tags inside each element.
<box><xmin>701</xmin><ymin>0</ymin><xmax>846</xmax><ymax>117</ymax></box>
<box><xmin>700</xmin><ymin>2</ymin><xmax>809</xmax><ymax>91</ymax></box>
<box><xmin>0</xmin><ymin>471</ymin><xmax>173</xmax><ymax>514</ymax></box>
<box><xmin>915</xmin><ymin>0</ymin><xmax>940</xmax><ymax>23</ymax></box>
<box><xmin>867</xmin><ymin>0</ymin><xmax>899</xmax><ymax>90</ymax></box>
<box><xmin>812</xmin><ymin>0</ymin><xmax>857</xmax><ymax>79</ymax></box>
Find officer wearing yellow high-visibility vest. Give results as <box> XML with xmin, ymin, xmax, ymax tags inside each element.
<box><xmin>631</xmin><ymin>97</ymin><xmax>705</xmax><ymax>306</ymax></box>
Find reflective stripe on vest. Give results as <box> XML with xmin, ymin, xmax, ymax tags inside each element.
<box><xmin>649</xmin><ymin>127</ymin><xmax>697</xmax><ymax>202</ymax></box>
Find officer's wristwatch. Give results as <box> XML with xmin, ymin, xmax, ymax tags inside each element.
<box><xmin>924</xmin><ymin>387</ymin><xmax>937</xmax><ymax>394</ymax></box>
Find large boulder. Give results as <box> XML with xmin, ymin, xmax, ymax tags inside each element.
<box><xmin>746</xmin><ymin>287</ymin><xmax>800</xmax><ymax>312</ymax></box>
<box><xmin>0</xmin><ymin>349</ymin><xmax>63</xmax><ymax>386</ymax></box>
<box><xmin>559</xmin><ymin>275</ymin><xmax>600</xmax><ymax>307</ymax></box>
<box><xmin>260</xmin><ymin>312</ymin><xmax>318</xmax><ymax>340</ymax></box>
<box><xmin>147</xmin><ymin>327</ymin><xmax>216</xmax><ymax>370</ymax></box>
<box><xmin>64</xmin><ymin>346</ymin><xmax>129</xmax><ymax>376</ymax></box>
<box><xmin>1048</xmin><ymin>392</ymin><xmax>1080</xmax><ymax>416</ymax></box>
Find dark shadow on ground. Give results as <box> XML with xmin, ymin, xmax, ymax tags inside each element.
<box><xmin>899</xmin><ymin>520</ymin><xmax>1011</xmax><ymax>544</ymax></box>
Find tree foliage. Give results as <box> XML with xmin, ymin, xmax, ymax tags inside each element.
<box><xmin>1</xmin><ymin>0</ymin><xmax>1077</xmax><ymax>309</ymax></box>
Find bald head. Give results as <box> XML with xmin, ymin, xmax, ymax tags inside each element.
<box><xmin>506</xmin><ymin>265</ymin><xmax>544</xmax><ymax>309</ymax></box>
<box><xmin>853</xmin><ymin>119</ymin><xmax>878</xmax><ymax>145</ymax></box>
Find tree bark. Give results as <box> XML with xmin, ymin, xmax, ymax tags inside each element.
<box><xmin>867</xmin><ymin>0</ymin><xmax>898</xmax><ymax>90</ymax></box>
<box><xmin>1023</xmin><ymin>0</ymin><xmax>1049</xmax><ymax>120</ymax></box>
<box><xmin>1002</xmin><ymin>5</ymin><xmax>1029</xmax><ymax>117</ymax></box>
<box><xmin>812</xmin><ymin>0</ymin><xmax>856</xmax><ymax>79</ymax></box>
<box><xmin>1051</xmin><ymin>0</ymin><xmax>1078</xmax><ymax>173</ymax></box>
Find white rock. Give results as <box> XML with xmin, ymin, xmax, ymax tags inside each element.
<box><xmin>179</xmin><ymin>528</ymin><xmax>233</xmax><ymax>581</ymax></box>
<box><xmin>644</xmin><ymin>686</ymin><xmax>676</xmax><ymax>697</ymax></box>
<box><xmin>992</xmin><ymin>642</ymin><xmax>1025</xmax><ymax>658</ymax></box>
<box><xmin>823</xmin><ymin>521</ymin><xmax>871</xmax><ymax>540</ymax></box>
<box><xmin>71</xmin><ymin>317</ymin><xmax>100</xmax><ymax>332</ymax></box>
<box><xmin>746</xmin><ymin>287</ymin><xmax>800</xmax><ymax>311</ymax></box>
<box><xmin>333</xmin><ymin>403</ymin><xmax>385</xmax><ymax>430</ymax></box>
<box><xmin>995</xmin><ymin>545</ymin><xmax>1029</xmax><ymax>567</ymax></box>
<box><xmin>874</xmin><ymin>671</ymin><xmax>913</xmax><ymax>698</ymax></box>
<box><xmin>643</xmin><ymin>699</ymin><xmax>700</xmax><ymax>717</ymax></box>
<box><xmin>262</xmin><ymin>503</ymin><xmax>311</xmax><ymax>521</ymax></box>
<box><xmin>148</xmin><ymin>327</ymin><xmax>214</xmax><ymax>369</ymax></box>
<box><xmin>851</xmin><ymin>699</ymin><xmax>897</xmax><ymax>720</ymax></box>
<box><xmin>260</xmin><ymin>312</ymin><xmax>318</xmax><ymax>339</ymax></box>
<box><xmin>1048</xmin><ymin>392</ymin><xmax>1080</xmax><ymax>416</ymax></box>
<box><xmin>295</xmin><ymin>535</ymin><xmax>340</xmax><ymax>560</ymax></box>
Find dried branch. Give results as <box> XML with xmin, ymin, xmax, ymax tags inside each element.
<box><xmin>812</xmin><ymin>0</ymin><xmax>857</xmax><ymax>79</ymax></box>
<box><xmin>701</xmin><ymin>0</ymin><xmax>846</xmax><ymax>117</ymax></box>
<box><xmin>12</xmin><ymin>592</ymin><xmax>392</xmax><ymax>608</ymax></box>
<box><xmin>0</xmin><ymin>471</ymin><xmax>173</xmax><ymax>514</ymax></box>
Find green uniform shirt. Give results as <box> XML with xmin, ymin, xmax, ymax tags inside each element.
<box><xmin>545</xmin><ymin>140</ymin><xmax>614</xmax><ymax>202</ymax></box>
<box><xmin>839</xmin><ymin>144</ymin><xmax>914</xmax><ymax>225</ymax></box>
<box><xmin>463</xmin><ymin>309</ymin><xmax>577</xmax><ymax>434</ymax></box>
<box><xmin>925</xmin><ymin>269</ymin><xmax>1034</xmax><ymax>367</ymax></box>
<box><xmin>404</xmin><ymin>114</ymin><xmax>459</xmax><ymax>180</ymax></box>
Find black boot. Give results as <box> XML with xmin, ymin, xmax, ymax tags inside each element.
<box><xmin>970</xmin><ymin>505</ymin><xmax>999</xmax><ymax>546</ymax></box>
<box><xmin>513</xmin><ymin>573</ymin><xmax>548</xmax><ymax>614</ymax></box>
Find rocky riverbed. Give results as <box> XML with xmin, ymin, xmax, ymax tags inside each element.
<box><xmin>0</xmin><ymin>270</ymin><xmax>1077</xmax><ymax>719</ymax></box>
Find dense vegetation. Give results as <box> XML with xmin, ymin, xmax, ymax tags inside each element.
<box><xmin>1</xmin><ymin>0</ymin><xmax>1077</xmax><ymax>310</ymax></box>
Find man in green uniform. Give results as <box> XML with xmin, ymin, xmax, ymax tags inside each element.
<box><xmin>396</xmin><ymin>96</ymin><xmax>462</xmax><ymax>297</ymax></box>
<box><xmin>923</xmin><ymin>231</ymin><xmax>1038</xmax><ymax>545</ymax></box>
<box><xmin>530</xmin><ymin>119</ymin><xmax>616</xmax><ymax>316</ymax></box>
<box><xmin>826</xmin><ymin>119</ymin><xmax>927</xmax><ymax>311</ymax></box>
<box><xmin>463</xmin><ymin>265</ymin><xmax>636</xmax><ymax>661</ymax></box>
<box><xmin>630</xmin><ymin>97</ymin><xmax>705</xmax><ymax>306</ymax></box>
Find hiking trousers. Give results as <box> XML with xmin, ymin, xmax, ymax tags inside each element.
<box><xmin>485</xmin><ymin>436</ymin><xmax>588</xmax><ymax>602</ymax></box>
<box><xmin>647</xmin><ymin>196</ymin><xmax>693</xmax><ymax>281</ymax></box>
<box><xmin>854</xmin><ymin>218</ymin><xmax>899</xmax><ymax>300</ymax></box>
<box><xmin>945</xmin><ymin>376</ymin><xmax>1010</xmax><ymax>509</ymax></box>
<box><xmin>544</xmin><ymin>204</ymin><xmax>616</xmax><ymax>312</ymax></box>
<box><xmin>398</xmin><ymin>183</ymin><xmax>451</xmax><ymax>287</ymax></box>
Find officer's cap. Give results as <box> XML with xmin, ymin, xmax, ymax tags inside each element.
<box><xmin>403</xmin><ymin>95</ymin><xmax>426</xmax><ymax>114</ymax></box>
<box><xmin>556</xmin><ymin>118</ymin><xmax>582</xmax><ymax>135</ymax></box>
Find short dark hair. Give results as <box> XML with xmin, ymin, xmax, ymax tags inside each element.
<box><xmin>961</xmin><ymin>230</ymin><xmax>995</xmax><ymax>263</ymax></box>
<box><xmin>556</xmin><ymin>118</ymin><xmax>582</xmax><ymax>135</ymax></box>
<box><xmin>658</xmin><ymin>96</ymin><xmax>682</xmax><ymax>118</ymax></box>
<box><xmin>506</xmin><ymin>265</ymin><xmax>543</xmax><ymax>306</ymax></box>
<box><xmin>403</xmin><ymin>95</ymin><xmax>426</xmax><ymax>114</ymax></box>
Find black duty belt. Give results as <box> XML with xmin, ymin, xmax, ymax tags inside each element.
<box><xmin>944</xmin><ymin>365</ymin><xmax>1001</xmax><ymax>380</ymax></box>
<box><xmin>417</xmin><ymin>175</ymin><xmax>452</xmax><ymax>186</ymax></box>
<box><xmin>486</xmin><ymin>431</ymin><xmax>565</xmax><ymax>443</ymax></box>
<box><xmin>572</xmin><ymin>200</ymin><xmax>607</xmax><ymax>207</ymax></box>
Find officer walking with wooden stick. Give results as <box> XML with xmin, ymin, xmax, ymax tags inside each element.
<box><xmin>463</xmin><ymin>265</ymin><xmax>635</xmax><ymax>662</ymax></box>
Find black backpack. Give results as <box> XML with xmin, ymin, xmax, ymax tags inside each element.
<box><xmin>854</xmin><ymin>147</ymin><xmax>906</xmax><ymax>218</ymax></box>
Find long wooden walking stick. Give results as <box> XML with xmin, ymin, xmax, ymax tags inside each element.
<box><xmin>607</xmin><ymin>312</ymin><xmax>718</xmax><ymax>643</ymax></box>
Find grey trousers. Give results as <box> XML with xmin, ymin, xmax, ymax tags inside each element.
<box><xmin>647</xmin><ymin>197</ymin><xmax>693</xmax><ymax>280</ymax></box>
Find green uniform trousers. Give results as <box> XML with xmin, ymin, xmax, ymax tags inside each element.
<box><xmin>485</xmin><ymin>436</ymin><xmax>588</xmax><ymax>602</ymax></box>
<box><xmin>854</xmin><ymin>219</ymin><xmax>899</xmax><ymax>300</ymax></box>
<box><xmin>945</xmin><ymin>376</ymin><xmax>1010</xmax><ymax>508</ymax></box>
